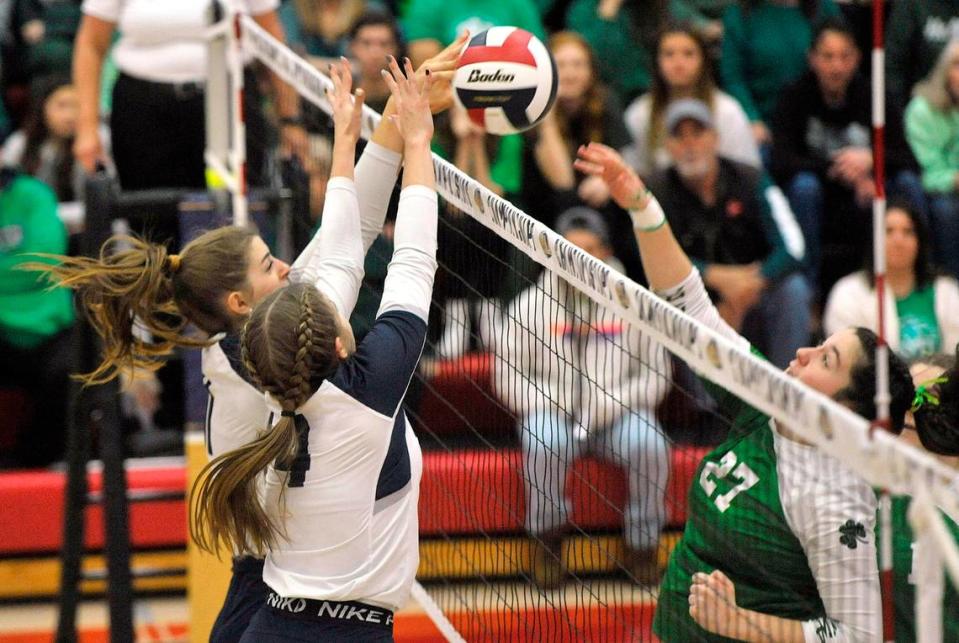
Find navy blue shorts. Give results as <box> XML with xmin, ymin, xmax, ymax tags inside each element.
<box><xmin>210</xmin><ymin>556</ymin><xmax>269</xmax><ymax>643</ymax></box>
<box><xmin>238</xmin><ymin>593</ymin><xmax>395</xmax><ymax>642</ymax></box>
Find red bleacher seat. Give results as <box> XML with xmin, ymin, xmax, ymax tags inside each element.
<box><xmin>0</xmin><ymin>447</ymin><xmax>706</xmax><ymax>555</ymax></box>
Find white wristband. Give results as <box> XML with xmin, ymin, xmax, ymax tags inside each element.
<box><xmin>629</xmin><ymin>194</ymin><xmax>666</xmax><ymax>231</ymax></box>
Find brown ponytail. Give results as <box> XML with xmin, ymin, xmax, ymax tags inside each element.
<box><xmin>32</xmin><ymin>226</ymin><xmax>256</xmax><ymax>385</ymax></box>
<box><xmin>190</xmin><ymin>282</ymin><xmax>341</xmax><ymax>555</ymax></box>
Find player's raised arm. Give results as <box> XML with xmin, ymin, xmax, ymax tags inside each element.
<box><xmin>376</xmin><ymin>55</ymin><xmax>438</xmax><ymax>323</ymax></box>
<box><xmin>304</xmin><ymin>60</ymin><xmax>365</xmax><ymax>318</ymax></box>
<box><xmin>574</xmin><ymin>142</ymin><xmax>747</xmax><ymax>349</ymax></box>
<box><xmin>574</xmin><ymin>142</ymin><xmax>690</xmax><ymax>291</ymax></box>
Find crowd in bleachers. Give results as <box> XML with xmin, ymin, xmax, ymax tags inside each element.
<box><xmin>1</xmin><ymin>0</ymin><xmax>958</xmax><ymax>589</ymax></box>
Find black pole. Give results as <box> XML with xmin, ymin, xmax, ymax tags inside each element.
<box><xmin>96</xmin><ymin>376</ymin><xmax>134</xmax><ymax>643</ymax></box>
<box><xmin>54</xmin><ymin>378</ymin><xmax>89</xmax><ymax>643</ymax></box>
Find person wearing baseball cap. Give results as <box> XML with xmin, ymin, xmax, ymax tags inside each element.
<box><xmin>644</xmin><ymin>98</ymin><xmax>812</xmax><ymax>369</ymax></box>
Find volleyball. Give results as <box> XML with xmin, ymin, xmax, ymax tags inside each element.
<box><xmin>452</xmin><ymin>27</ymin><xmax>557</xmax><ymax>135</ymax></box>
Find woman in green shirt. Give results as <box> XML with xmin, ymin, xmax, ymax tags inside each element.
<box><xmin>823</xmin><ymin>199</ymin><xmax>959</xmax><ymax>361</ymax></box>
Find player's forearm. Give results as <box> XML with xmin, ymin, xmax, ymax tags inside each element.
<box><xmin>634</xmin><ymin>220</ymin><xmax>694</xmax><ymax>293</ymax></box>
<box><xmin>330</xmin><ymin>137</ymin><xmax>358</xmax><ymax>180</ymax></box>
<box><xmin>402</xmin><ymin>140</ymin><xmax>434</xmax><ymax>190</ymax></box>
<box><xmin>371</xmin><ymin>100</ymin><xmax>404</xmax><ymax>154</ymax></box>
<box><xmin>354</xmin><ymin>142</ymin><xmax>402</xmax><ymax>252</ymax></box>
<box><xmin>732</xmin><ymin>608</ymin><xmax>805</xmax><ymax>643</ymax></box>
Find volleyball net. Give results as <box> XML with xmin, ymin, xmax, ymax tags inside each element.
<box><xmin>206</xmin><ymin>12</ymin><xmax>959</xmax><ymax>642</ymax></box>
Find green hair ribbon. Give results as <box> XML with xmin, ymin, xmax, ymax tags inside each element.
<box><xmin>911</xmin><ymin>376</ymin><xmax>948</xmax><ymax>413</ymax></box>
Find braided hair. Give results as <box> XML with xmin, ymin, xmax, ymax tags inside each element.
<box><xmin>190</xmin><ymin>283</ymin><xmax>341</xmax><ymax>555</ymax></box>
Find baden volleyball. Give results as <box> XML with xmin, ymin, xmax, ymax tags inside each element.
<box><xmin>453</xmin><ymin>27</ymin><xmax>557</xmax><ymax>135</ymax></box>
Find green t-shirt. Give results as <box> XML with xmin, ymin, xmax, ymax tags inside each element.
<box><xmin>878</xmin><ymin>495</ymin><xmax>959</xmax><ymax>643</ymax></box>
<box><xmin>0</xmin><ymin>175</ymin><xmax>75</xmax><ymax>348</ymax></box>
<box><xmin>653</xmin><ymin>358</ymin><xmax>826</xmax><ymax>641</ymax></box>
<box><xmin>400</xmin><ymin>0</ymin><xmax>546</xmax><ymax>46</ymax></box>
<box><xmin>896</xmin><ymin>285</ymin><xmax>941</xmax><ymax>360</ymax></box>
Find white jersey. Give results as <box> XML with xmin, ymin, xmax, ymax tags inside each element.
<box><xmin>199</xmin><ymin>144</ymin><xmax>426</xmax><ymax>605</ymax></box>
<box><xmin>202</xmin><ymin>142</ymin><xmax>402</xmax><ymax>459</ymax></box>
<box><xmin>262</xmin><ymin>185</ymin><xmax>438</xmax><ymax>610</ymax></box>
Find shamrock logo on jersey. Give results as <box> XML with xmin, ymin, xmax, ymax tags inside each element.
<box><xmin>839</xmin><ymin>520</ymin><xmax>867</xmax><ymax>549</ymax></box>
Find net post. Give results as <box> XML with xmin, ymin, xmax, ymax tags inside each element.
<box><xmin>229</xmin><ymin>11</ymin><xmax>248</xmax><ymax>227</ymax></box>
<box><xmin>870</xmin><ymin>1</ymin><xmax>895</xmax><ymax>639</ymax></box>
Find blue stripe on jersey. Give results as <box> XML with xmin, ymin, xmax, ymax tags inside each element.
<box><xmin>203</xmin><ymin>378</ymin><xmax>213</xmax><ymax>457</ymax></box>
<box><xmin>270</xmin><ymin>413</ymin><xmax>312</xmax><ymax>488</ymax></box>
<box><xmin>329</xmin><ymin>310</ymin><xmax>427</xmax><ymax>418</ymax></box>
<box><xmin>218</xmin><ymin>333</ymin><xmax>258</xmax><ymax>389</ymax></box>
<box><xmin>375</xmin><ymin>412</ymin><xmax>411</xmax><ymax>500</ymax></box>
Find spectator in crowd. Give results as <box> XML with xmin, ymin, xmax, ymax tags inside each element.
<box><xmin>668</xmin><ymin>0</ymin><xmax>733</xmax><ymax>43</ymax></box>
<box><xmin>10</xmin><ymin>0</ymin><xmax>82</xmax><ymax>80</ymax></box>
<box><xmin>771</xmin><ymin>18</ymin><xmax>924</xmax><ymax>299</ymax></box>
<box><xmin>624</xmin><ymin>22</ymin><xmax>758</xmax><ymax>177</ymax></box>
<box><xmin>565</xmin><ymin>0</ymin><xmax>663</xmax><ymax>104</ymax></box>
<box><xmin>401</xmin><ymin>0</ymin><xmax>546</xmax><ymax>67</ymax></box>
<box><xmin>646</xmin><ymin>98</ymin><xmax>810</xmax><ymax>368</ymax></box>
<box><xmin>824</xmin><ymin>199</ymin><xmax>959</xmax><ymax>361</ymax></box>
<box><xmin>0</xmin><ymin>168</ymin><xmax>75</xmax><ymax>468</ymax></box>
<box><xmin>720</xmin><ymin>0</ymin><xmax>840</xmax><ymax>158</ymax></box>
<box><xmin>430</xmin><ymin>104</ymin><xmax>518</xmax><ymax>358</ymax></box>
<box><xmin>297</xmin><ymin>10</ymin><xmax>403</xmax><ymax>218</ymax></box>
<box><xmin>1</xmin><ymin>74</ymin><xmax>109</xmax><ymax>202</ymax></box>
<box><xmin>495</xmin><ymin>206</ymin><xmax>671</xmax><ymax>589</ymax></box>
<box><xmin>280</xmin><ymin>0</ymin><xmax>385</xmax><ymax>60</ymax></box>
<box><xmin>886</xmin><ymin>0</ymin><xmax>959</xmax><ymax>115</ymax></box>
<box><xmin>72</xmin><ymin>0</ymin><xmax>304</xmax><ymax>199</ymax></box>
<box><xmin>523</xmin><ymin>31</ymin><xmax>642</xmax><ymax>278</ymax></box>
<box><xmin>906</xmin><ymin>39</ymin><xmax>959</xmax><ymax>280</ymax></box>
<box><xmin>348</xmin><ymin>10</ymin><xmax>403</xmax><ymax>114</ymax></box>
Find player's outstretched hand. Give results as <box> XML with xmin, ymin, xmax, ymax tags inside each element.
<box><xmin>574</xmin><ymin>142</ymin><xmax>652</xmax><ymax>212</ymax></box>
<box><xmin>416</xmin><ymin>31</ymin><xmax>469</xmax><ymax>115</ymax></box>
<box><xmin>382</xmin><ymin>56</ymin><xmax>434</xmax><ymax>146</ymax></box>
<box><xmin>328</xmin><ymin>57</ymin><xmax>364</xmax><ymax>144</ymax></box>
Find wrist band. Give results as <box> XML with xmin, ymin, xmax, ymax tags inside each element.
<box><xmin>629</xmin><ymin>193</ymin><xmax>666</xmax><ymax>231</ymax></box>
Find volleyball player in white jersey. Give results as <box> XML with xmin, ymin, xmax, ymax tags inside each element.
<box><xmin>200</xmin><ymin>43</ymin><xmax>464</xmax><ymax>640</ymax></box>
<box><xmin>191</xmin><ymin>56</ymin><xmax>437</xmax><ymax>642</ymax></box>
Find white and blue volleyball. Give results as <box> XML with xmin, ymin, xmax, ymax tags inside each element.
<box><xmin>453</xmin><ymin>27</ymin><xmax>557</xmax><ymax>135</ymax></box>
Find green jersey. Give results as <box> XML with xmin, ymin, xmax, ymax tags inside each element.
<box><xmin>654</xmin><ymin>373</ymin><xmax>881</xmax><ymax>641</ymax></box>
<box><xmin>881</xmin><ymin>495</ymin><xmax>959</xmax><ymax>643</ymax></box>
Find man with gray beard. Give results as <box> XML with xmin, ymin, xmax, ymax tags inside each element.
<box><xmin>644</xmin><ymin>99</ymin><xmax>811</xmax><ymax>369</ymax></box>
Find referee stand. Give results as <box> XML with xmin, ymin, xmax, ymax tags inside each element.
<box><xmin>55</xmin><ymin>172</ymin><xmax>295</xmax><ymax>642</ymax></box>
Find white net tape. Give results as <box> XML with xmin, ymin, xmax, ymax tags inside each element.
<box><xmin>238</xmin><ymin>14</ymin><xmax>959</xmax><ymax>514</ymax></box>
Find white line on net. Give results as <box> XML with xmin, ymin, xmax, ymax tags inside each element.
<box><xmin>236</xmin><ymin>13</ymin><xmax>959</xmax><ymax>525</ymax></box>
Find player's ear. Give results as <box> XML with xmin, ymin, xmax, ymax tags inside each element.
<box><xmin>335</xmin><ymin>336</ymin><xmax>348</xmax><ymax>360</ymax></box>
<box><xmin>225</xmin><ymin>290</ymin><xmax>252</xmax><ymax>317</ymax></box>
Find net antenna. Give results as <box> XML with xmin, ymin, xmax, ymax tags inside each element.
<box><xmin>209</xmin><ymin>12</ymin><xmax>959</xmax><ymax>641</ymax></box>
<box><xmin>205</xmin><ymin>0</ymin><xmax>249</xmax><ymax>227</ymax></box>
<box><xmin>869</xmin><ymin>1</ymin><xmax>895</xmax><ymax>640</ymax></box>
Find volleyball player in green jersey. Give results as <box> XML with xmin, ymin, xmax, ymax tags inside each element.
<box><xmin>887</xmin><ymin>357</ymin><xmax>959</xmax><ymax>643</ymax></box>
<box><xmin>574</xmin><ymin>142</ymin><xmax>917</xmax><ymax>642</ymax></box>
<box><xmin>687</xmin><ymin>357</ymin><xmax>959</xmax><ymax>642</ymax></box>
